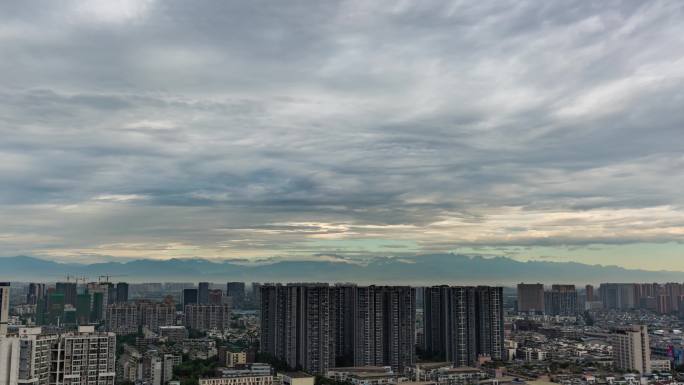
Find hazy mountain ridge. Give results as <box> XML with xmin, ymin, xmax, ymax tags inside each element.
<box><xmin>1</xmin><ymin>254</ymin><xmax>682</xmax><ymax>284</ymax></box>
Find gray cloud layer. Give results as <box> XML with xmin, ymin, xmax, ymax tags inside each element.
<box><xmin>2</xmin><ymin>1</ymin><xmax>684</xmax><ymax>264</ymax></box>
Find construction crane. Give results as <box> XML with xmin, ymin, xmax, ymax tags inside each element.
<box><xmin>98</xmin><ymin>274</ymin><xmax>127</xmax><ymax>283</ymax></box>
<box><xmin>64</xmin><ymin>274</ymin><xmax>89</xmax><ymax>284</ymax></box>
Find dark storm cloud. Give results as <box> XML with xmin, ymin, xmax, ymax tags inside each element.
<box><xmin>2</xmin><ymin>0</ymin><xmax>684</xmax><ymax>262</ymax></box>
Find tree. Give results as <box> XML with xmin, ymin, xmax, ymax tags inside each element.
<box><xmin>255</xmin><ymin>352</ymin><xmax>293</xmax><ymax>372</ymax></box>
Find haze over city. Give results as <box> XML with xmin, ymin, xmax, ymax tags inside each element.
<box><xmin>3</xmin><ymin>1</ymin><xmax>684</xmax><ymax>272</ymax></box>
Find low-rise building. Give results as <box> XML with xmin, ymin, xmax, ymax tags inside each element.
<box><xmin>407</xmin><ymin>363</ymin><xmax>485</xmax><ymax>385</ymax></box>
<box><xmin>278</xmin><ymin>372</ymin><xmax>316</xmax><ymax>385</ymax></box>
<box><xmin>216</xmin><ymin>363</ymin><xmax>273</xmax><ymax>377</ymax></box>
<box><xmin>327</xmin><ymin>367</ymin><xmax>396</xmax><ymax>384</ymax></box>
<box><xmin>182</xmin><ymin>338</ymin><xmax>217</xmax><ymax>359</ymax></box>
<box><xmin>199</xmin><ymin>375</ymin><xmax>278</xmax><ymax>385</ymax></box>
<box><xmin>650</xmin><ymin>359</ymin><xmax>671</xmax><ymax>373</ymax></box>
<box><xmin>159</xmin><ymin>325</ymin><xmax>188</xmax><ymax>341</ymax></box>
<box><xmin>219</xmin><ymin>347</ymin><xmax>248</xmax><ymax>367</ymax></box>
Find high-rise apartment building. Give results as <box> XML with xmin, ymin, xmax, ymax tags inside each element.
<box><xmin>183</xmin><ymin>288</ymin><xmax>198</xmax><ymax>306</ymax></box>
<box><xmin>663</xmin><ymin>283</ymin><xmax>683</xmax><ymax>314</ymax></box>
<box><xmin>55</xmin><ymin>282</ymin><xmax>78</xmax><ymax>308</ymax></box>
<box><xmin>184</xmin><ymin>304</ymin><xmax>231</xmax><ymax>332</ymax></box>
<box><xmin>26</xmin><ymin>283</ymin><xmax>46</xmax><ymax>306</ymax></box>
<box><xmin>548</xmin><ymin>285</ymin><xmax>578</xmax><ymax>316</ymax></box>
<box><xmin>87</xmin><ymin>282</ymin><xmax>112</xmax><ymax>321</ymax></box>
<box><xmin>517</xmin><ymin>283</ymin><xmax>544</xmax><ymax>314</ymax></box>
<box><xmin>611</xmin><ymin>325</ymin><xmax>651</xmax><ymax>374</ymax></box>
<box><xmin>352</xmin><ymin>286</ymin><xmax>416</xmax><ymax>371</ymax></box>
<box><xmin>0</xmin><ymin>327</ymin><xmax>57</xmax><ymax>385</ymax></box>
<box><xmin>473</xmin><ymin>286</ymin><xmax>505</xmax><ymax>360</ymax></box>
<box><xmin>106</xmin><ymin>303</ymin><xmax>139</xmax><ymax>334</ymax></box>
<box><xmin>260</xmin><ymin>284</ymin><xmax>415</xmax><ymax>374</ymax></box>
<box><xmin>116</xmin><ymin>282</ymin><xmax>129</xmax><ymax>303</ymax></box>
<box><xmin>0</xmin><ymin>282</ymin><xmax>9</xmax><ymax>337</ymax></box>
<box><xmin>600</xmin><ymin>283</ymin><xmax>636</xmax><ymax>310</ymax></box>
<box><xmin>252</xmin><ymin>283</ymin><xmax>262</xmax><ymax>304</ymax></box>
<box><xmin>208</xmin><ymin>289</ymin><xmax>224</xmax><ymax>305</ymax></box>
<box><xmin>199</xmin><ymin>282</ymin><xmax>210</xmax><ymax>304</ymax></box>
<box><xmin>139</xmin><ymin>302</ymin><xmax>176</xmax><ymax>331</ymax></box>
<box><xmin>260</xmin><ymin>283</ymin><xmax>334</xmax><ymax>375</ymax></box>
<box><xmin>0</xmin><ymin>326</ymin><xmax>115</xmax><ymax>385</ymax></box>
<box><xmin>332</xmin><ymin>285</ymin><xmax>355</xmax><ymax>366</ymax></box>
<box><xmin>54</xmin><ymin>326</ymin><xmax>117</xmax><ymax>385</ymax></box>
<box><xmin>227</xmin><ymin>282</ymin><xmax>246</xmax><ymax>307</ymax></box>
<box><xmin>585</xmin><ymin>285</ymin><xmax>595</xmax><ymax>302</ymax></box>
<box><xmin>423</xmin><ymin>286</ymin><xmax>504</xmax><ymax>366</ymax></box>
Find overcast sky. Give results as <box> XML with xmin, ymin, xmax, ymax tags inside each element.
<box><xmin>2</xmin><ymin>1</ymin><xmax>684</xmax><ymax>270</ymax></box>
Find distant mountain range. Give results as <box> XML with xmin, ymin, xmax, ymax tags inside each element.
<box><xmin>1</xmin><ymin>254</ymin><xmax>682</xmax><ymax>285</ymax></box>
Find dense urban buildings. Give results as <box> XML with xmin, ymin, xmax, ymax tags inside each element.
<box><xmin>600</xmin><ymin>283</ymin><xmax>637</xmax><ymax>310</ymax></box>
<box><xmin>596</xmin><ymin>283</ymin><xmax>684</xmax><ymax>315</ymax></box>
<box><xmin>6</xmin><ymin>278</ymin><xmax>684</xmax><ymax>385</ymax></box>
<box><xmin>423</xmin><ymin>286</ymin><xmax>505</xmax><ymax>365</ymax></box>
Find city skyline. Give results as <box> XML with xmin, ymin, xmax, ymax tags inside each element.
<box><xmin>4</xmin><ymin>277</ymin><xmax>683</xmax><ymax>384</ymax></box>
<box><xmin>3</xmin><ymin>1</ymin><xmax>684</xmax><ymax>270</ymax></box>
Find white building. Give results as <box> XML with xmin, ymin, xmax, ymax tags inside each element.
<box><xmin>53</xmin><ymin>326</ymin><xmax>117</xmax><ymax>385</ymax></box>
<box><xmin>650</xmin><ymin>359</ymin><xmax>671</xmax><ymax>373</ymax></box>
<box><xmin>0</xmin><ymin>326</ymin><xmax>114</xmax><ymax>385</ymax></box>
<box><xmin>610</xmin><ymin>325</ymin><xmax>651</xmax><ymax>374</ymax></box>
<box><xmin>278</xmin><ymin>372</ymin><xmax>316</xmax><ymax>385</ymax></box>
<box><xmin>199</xmin><ymin>375</ymin><xmax>278</xmax><ymax>385</ymax></box>
<box><xmin>0</xmin><ymin>283</ymin><xmax>10</xmax><ymax>337</ymax></box>
<box><xmin>0</xmin><ymin>336</ymin><xmax>20</xmax><ymax>385</ymax></box>
<box><xmin>0</xmin><ymin>327</ymin><xmax>58</xmax><ymax>385</ymax></box>
<box><xmin>519</xmin><ymin>347</ymin><xmax>548</xmax><ymax>362</ymax></box>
